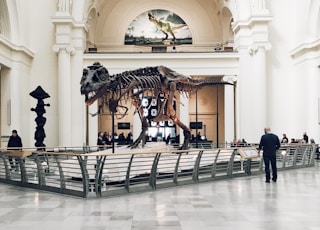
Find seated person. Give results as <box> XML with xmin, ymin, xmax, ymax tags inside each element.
<box><xmin>97</xmin><ymin>131</ymin><xmax>106</xmax><ymax>150</ymax></box>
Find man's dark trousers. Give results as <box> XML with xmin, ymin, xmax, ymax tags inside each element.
<box><xmin>263</xmin><ymin>155</ymin><xmax>277</xmax><ymax>181</ymax></box>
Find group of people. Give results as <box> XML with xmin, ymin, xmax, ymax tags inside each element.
<box><xmin>97</xmin><ymin>131</ymin><xmax>133</xmax><ymax>150</ymax></box>
<box><xmin>281</xmin><ymin>132</ymin><xmax>309</xmax><ymax>144</ymax></box>
<box><xmin>97</xmin><ymin>131</ymin><xmax>112</xmax><ymax>150</ymax></box>
<box><xmin>231</xmin><ymin>138</ymin><xmax>249</xmax><ymax>147</ymax></box>
<box><xmin>190</xmin><ymin>132</ymin><xmax>207</xmax><ymax>142</ymax></box>
<box><xmin>117</xmin><ymin>132</ymin><xmax>133</xmax><ymax>145</ymax></box>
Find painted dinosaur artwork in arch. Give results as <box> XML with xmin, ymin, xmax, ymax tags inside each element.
<box><xmin>80</xmin><ymin>62</ymin><xmax>233</xmax><ymax>150</ymax></box>
<box><xmin>147</xmin><ymin>12</ymin><xmax>187</xmax><ymax>41</ymax></box>
<box><xmin>125</xmin><ymin>9</ymin><xmax>192</xmax><ymax>46</ymax></box>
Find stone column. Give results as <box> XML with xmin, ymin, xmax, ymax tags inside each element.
<box><xmin>235</xmin><ymin>44</ymin><xmax>270</xmax><ymax>142</ymax></box>
<box><xmin>9</xmin><ymin>64</ymin><xmax>21</xmax><ymax>130</ymax></box>
<box><xmin>52</xmin><ymin>13</ymin><xmax>76</xmax><ymax>147</ymax></box>
<box><xmin>233</xmin><ymin>13</ymin><xmax>272</xmax><ymax>143</ymax></box>
<box><xmin>56</xmin><ymin>0</ymin><xmax>73</xmax><ymax>16</ymax></box>
<box><xmin>133</xmin><ymin>112</ymin><xmax>141</xmax><ymax>141</ymax></box>
<box><xmin>53</xmin><ymin>46</ymin><xmax>74</xmax><ymax>146</ymax></box>
<box><xmin>249</xmin><ymin>45</ymin><xmax>269</xmax><ymax>135</ymax></box>
<box><xmin>179</xmin><ymin>94</ymin><xmax>189</xmax><ymax>145</ymax></box>
<box><xmin>70</xmin><ymin>27</ymin><xmax>87</xmax><ymax>146</ymax></box>
<box><xmin>223</xmin><ymin>75</ymin><xmax>238</xmax><ymax>144</ymax></box>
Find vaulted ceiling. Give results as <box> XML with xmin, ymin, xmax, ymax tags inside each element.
<box><xmin>85</xmin><ymin>0</ymin><xmax>233</xmax><ymax>52</ymax></box>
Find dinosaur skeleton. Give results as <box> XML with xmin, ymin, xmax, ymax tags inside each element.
<box><xmin>80</xmin><ymin>62</ymin><xmax>233</xmax><ymax>150</ymax></box>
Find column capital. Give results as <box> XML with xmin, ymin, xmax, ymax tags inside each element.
<box><xmin>223</xmin><ymin>75</ymin><xmax>238</xmax><ymax>83</ymax></box>
<box><xmin>233</xmin><ymin>14</ymin><xmax>272</xmax><ymax>52</ymax></box>
<box><xmin>53</xmin><ymin>45</ymin><xmax>75</xmax><ymax>55</ymax></box>
<box><xmin>248</xmin><ymin>43</ymin><xmax>272</xmax><ymax>55</ymax></box>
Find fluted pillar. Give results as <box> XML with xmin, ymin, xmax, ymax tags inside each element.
<box><xmin>179</xmin><ymin>94</ymin><xmax>189</xmax><ymax>144</ymax></box>
<box><xmin>53</xmin><ymin>46</ymin><xmax>75</xmax><ymax>146</ymax></box>
<box><xmin>233</xmin><ymin>11</ymin><xmax>272</xmax><ymax>142</ymax></box>
<box><xmin>52</xmin><ymin>7</ymin><xmax>81</xmax><ymax>147</ymax></box>
<box><xmin>70</xmin><ymin>26</ymin><xmax>87</xmax><ymax>146</ymax></box>
<box><xmin>223</xmin><ymin>75</ymin><xmax>238</xmax><ymax>143</ymax></box>
<box><xmin>9</xmin><ymin>63</ymin><xmax>21</xmax><ymax>130</ymax></box>
<box><xmin>133</xmin><ymin>111</ymin><xmax>141</xmax><ymax>141</ymax></box>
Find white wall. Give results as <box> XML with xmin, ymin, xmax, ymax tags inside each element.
<box><xmin>2</xmin><ymin>0</ymin><xmax>320</xmax><ymax>148</ymax></box>
<box><xmin>27</xmin><ymin>1</ymin><xmax>58</xmax><ymax>147</ymax></box>
<box><xmin>266</xmin><ymin>0</ymin><xmax>320</xmax><ymax>142</ymax></box>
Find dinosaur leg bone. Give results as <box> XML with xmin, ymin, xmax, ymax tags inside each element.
<box><xmin>152</xmin><ymin>97</ymin><xmax>170</xmax><ymax>122</ymax></box>
<box><xmin>131</xmin><ymin>99</ymin><xmax>148</xmax><ymax>149</ymax></box>
<box><xmin>171</xmin><ymin>116</ymin><xmax>191</xmax><ymax>150</ymax></box>
<box><xmin>167</xmin><ymin>82</ymin><xmax>191</xmax><ymax>150</ymax></box>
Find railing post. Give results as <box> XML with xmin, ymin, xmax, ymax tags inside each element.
<box><xmin>34</xmin><ymin>153</ymin><xmax>45</xmax><ymax>187</ymax></box>
<box><xmin>149</xmin><ymin>153</ymin><xmax>161</xmax><ymax>189</ymax></box>
<box><xmin>95</xmin><ymin>155</ymin><xmax>106</xmax><ymax>197</ymax></box>
<box><xmin>0</xmin><ymin>153</ymin><xmax>11</xmax><ymax>180</ymax></box>
<box><xmin>211</xmin><ymin>149</ymin><xmax>221</xmax><ymax>178</ymax></box>
<box><xmin>192</xmin><ymin>150</ymin><xmax>203</xmax><ymax>182</ymax></box>
<box><xmin>125</xmin><ymin>155</ymin><xmax>134</xmax><ymax>192</ymax></box>
<box><xmin>282</xmin><ymin>148</ymin><xmax>288</xmax><ymax>168</ymax></box>
<box><xmin>17</xmin><ymin>157</ymin><xmax>28</xmax><ymax>184</ymax></box>
<box><xmin>53</xmin><ymin>154</ymin><xmax>66</xmax><ymax>190</ymax></box>
<box><xmin>258</xmin><ymin>156</ymin><xmax>264</xmax><ymax>172</ymax></box>
<box><xmin>77</xmin><ymin>156</ymin><xmax>90</xmax><ymax>198</ymax></box>
<box><xmin>310</xmin><ymin>144</ymin><xmax>316</xmax><ymax>165</ymax></box>
<box><xmin>301</xmin><ymin>146</ymin><xmax>308</xmax><ymax>166</ymax></box>
<box><xmin>173</xmin><ymin>153</ymin><xmax>183</xmax><ymax>184</ymax></box>
<box><xmin>292</xmin><ymin>147</ymin><xmax>298</xmax><ymax>167</ymax></box>
<box><xmin>227</xmin><ymin>149</ymin><xmax>237</xmax><ymax>176</ymax></box>
<box><xmin>245</xmin><ymin>159</ymin><xmax>252</xmax><ymax>175</ymax></box>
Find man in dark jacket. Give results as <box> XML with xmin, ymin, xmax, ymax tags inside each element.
<box><xmin>258</xmin><ymin>127</ymin><xmax>280</xmax><ymax>183</ymax></box>
<box><xmin>7</xmin><ymin>130</ymin><xmax>23</xmax><ymax>169</ymax></box>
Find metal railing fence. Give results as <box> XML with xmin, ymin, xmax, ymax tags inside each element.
<box><xmin>0</xmin><ymin>144</ymin><xmax>316</xmax><ymax>198</ymax></box>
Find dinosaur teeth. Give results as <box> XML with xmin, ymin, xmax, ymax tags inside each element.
<box><xmin>88</xmin><ymin>92</ymin><xmax>96</xmax><ymax>99</ymax></box>
<box><xmin>85</xmin><ymin>92</ymin><xmax>98</xmax><ymax>105</ymax></box>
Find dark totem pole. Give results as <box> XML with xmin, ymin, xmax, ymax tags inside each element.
<box><xmin>30</xmin><ymin>86</ymin><xmax>50</xmax><ymax>150</ymax></box>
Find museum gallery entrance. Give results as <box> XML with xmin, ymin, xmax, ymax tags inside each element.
<box><xmin>97</xmin><ymin>82</ymin><xmax>226</xmax><ymax>147</ymax></box>
<box><xmin>189</xmin><ymin>84</ymin><xmax>225</xmax><ymax>147</ymax></box>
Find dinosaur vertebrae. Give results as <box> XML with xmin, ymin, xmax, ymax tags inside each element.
<box><xmin>108</xmin><ymin>67</ymin><xmax>162</xmax><ymax>102</ymax></box>
<box><xmin>108</xmin><ymin>67</ymin><xmax>206</xmax><ymax>102</ymax></box>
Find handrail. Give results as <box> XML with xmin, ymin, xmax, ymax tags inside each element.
<box><xmin>0</xmin><ymin>144</ymin><xmax>316</xmax><ymax>198</ymax></box>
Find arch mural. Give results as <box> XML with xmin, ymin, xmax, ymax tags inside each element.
<box><xmin>124</xmin><ymin>9</ymin><xmax>192</xmax><ymax>46</ymax></box>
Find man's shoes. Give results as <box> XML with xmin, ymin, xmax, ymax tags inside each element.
<box><xmin>265</xmin><ymin>180</ymin><xmax>270</xmax><ymax>183</ymax></box>
<box><xmin>272</xmin><ymin>178</ymin><xmax>277</xmax><ymax>182</ymax></box>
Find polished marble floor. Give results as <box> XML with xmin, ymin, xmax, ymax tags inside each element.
<box><xmin>0</xmin><ymin>161</ymin><xmax>319</xmax><ymax>230</ymax></box>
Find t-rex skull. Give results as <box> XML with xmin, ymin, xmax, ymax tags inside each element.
<box><xmin>80</xmin><ymin>62</ymin><xmax>110</xmax><ymax>105</ymax></box>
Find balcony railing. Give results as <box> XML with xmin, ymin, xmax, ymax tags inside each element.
<box><xmin>0</xmin><ymin>144</ymin><xmax>316</xmax><ymax>198</ymax></box>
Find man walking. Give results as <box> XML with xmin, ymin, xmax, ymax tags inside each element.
<box><xmin>258</xmin><ymin>127</ymin><xmax>280</xmax><ymax>183</ymax></box>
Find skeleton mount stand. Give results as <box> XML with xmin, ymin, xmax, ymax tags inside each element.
<box><xmin>108</xmin><ymin>98</ymin><xmax>118</xmax><ymax>153</ymax></box>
